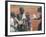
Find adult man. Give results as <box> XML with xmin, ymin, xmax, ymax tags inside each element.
<box><xmin>16</xmin><ymin>7</ymin><xmax>26</xmax><ymax>31</ymax></box>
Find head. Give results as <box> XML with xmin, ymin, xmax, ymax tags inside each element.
<box><xmin>19</xmin><ymin>7</ymin><xmax>24</xmax><ymax>14</ymax></box>
<box><xmin>37</xmin><ymin>7</ymin><xmax>42</xmax><ymax>13</ymax></box>
<box><xmin>26</xmin><ymin>12</ymin><xmax>30</xmax><ymax>18</ymax></box>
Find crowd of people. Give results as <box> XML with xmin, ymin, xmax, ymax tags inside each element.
<box><xmin>10</xmin><ymin>7</ymin><xmax>32</xmax><ymax>32</ymax></box>
<box><xmin>10</xmin><ymin>7</ymin><xmax>42</xmax><ymax>32</ymax></box>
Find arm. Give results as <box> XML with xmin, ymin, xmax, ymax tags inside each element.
<box><xmin>15</xmin><ymin>17</ymin><xmax>23</xmax><ymax>25</ymax></box>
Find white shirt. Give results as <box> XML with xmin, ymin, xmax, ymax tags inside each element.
<box><xmin>10</xmin><ymin>17</ymin><xmax>15</xmax><ymax>32</ymax></box>
<box><xmin>22</xmin><ymin>13</ymin><xmax>26</xmax><ymax>20</ymax></box>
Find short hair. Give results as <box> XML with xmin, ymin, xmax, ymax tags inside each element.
<box><xmin>19</xmin><ymin>7</ymin><xmax>24</xmax><ymax>11</ymax></box>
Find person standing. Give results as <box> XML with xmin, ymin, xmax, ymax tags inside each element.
<box><xmin>16</xmin><ymin>7</ymin><xmax>26</xmax><ymax>31</ymax></box>
<box><xmin>10</xmin><ymin>12</ymin><xmax>16</xmax><ymax>32</ymax></box>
